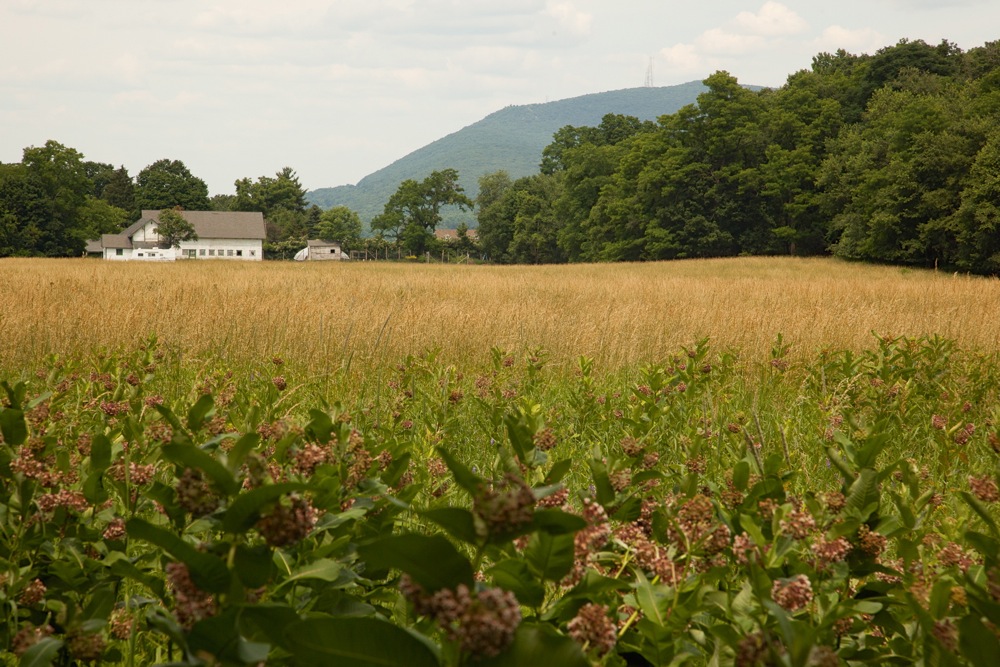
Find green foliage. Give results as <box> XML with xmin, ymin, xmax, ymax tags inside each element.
<box><xmin>155</xmin><ymin>208</ymin><xmax>198</xmax><ymax>248</ymax></box>
<box><xmin>315</xmin><ymin>206</ymin><xmax>362</xmax><ymax>249</ymax></box>
<box><xmin>372</xmin><ymin>169</ymin><xmax>473</xmax><ymax>256</ymax></box>
<box><xmin>135</xmin><ymin>159</ymin><xmax>211</xmax><ymax>211</ymax></box>
<box><xmin>1</xmin><ymin>334</ymin><xmax>1000</xmax><ymax>664</ymax></box>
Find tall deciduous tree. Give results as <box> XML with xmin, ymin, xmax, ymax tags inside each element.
<box><xmin>371</xmin><ymin>168</ymin><xmax>473</xmax><ymax>254</ymax></box>
<box><xmin>315</xmin><ymin>206</ymin><xmax>362</xmax><ymax>249</ymax></box>
<box><xmin>21</xmin><ymin>140</ymin><xmax>93</xmax><ymax>256</ymax></box>
<box><xmin>135</xmin><ymin>159</ymin><xmax>211</xmax><ymax>211</ymax></box>
<box><xmin>155</xmin><ymin>207</ymin><xmax>198</xmax><ymax>248</ymax></box>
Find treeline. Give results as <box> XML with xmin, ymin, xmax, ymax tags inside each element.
<box><xmin>0</xmin><ymin>149</ymin><xmax>365</xmax><ymax>259</ymax></box>
<box><xmin>476</xmin><ymin>38</ymin><xmax>1000</xmax><ymax>273</ymax></box>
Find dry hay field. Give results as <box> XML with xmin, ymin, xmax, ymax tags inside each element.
<box><xmin>1</xmin><ymin>256</ymin><xmax>998</xmax><ymax>374</ymax></box>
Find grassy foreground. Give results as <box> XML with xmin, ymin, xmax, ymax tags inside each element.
<box><xmin>2</xmin><ymin>257</ymin><xmax>1000</xmax><ymax>665</ymax></box>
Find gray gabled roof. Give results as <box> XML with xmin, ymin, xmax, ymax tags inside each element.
<box><xmin>100</xmin><ymin>234</ymin><xmax>133</xmax><ymax>249</ymax></box>
<box><xmin>140</xmin><ymin>210</ymin><xmax>267</xmax><ymax>240</ymax></box>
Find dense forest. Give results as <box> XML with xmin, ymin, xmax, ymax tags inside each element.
<box><xmin>3</xmin><ymin>38</ymin><xmax>1000</xmax><ymax>272</ymax></box>
<box><xmin>0</xmin><ymin>151</ymin><xmax>363</xmax><ymax>259</ymax></box>
<box><xmin>477</xmin><ymin>38</ymin><xmax>1000</xmax><ymax>273</ymax></box>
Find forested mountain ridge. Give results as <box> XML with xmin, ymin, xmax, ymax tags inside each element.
<box><xmin>473</xmin><ymin>39</ymin><xmax>1000</xmax><ymax>274</ymax></box>
<box><xmin>304</xmin><ymin>81</ymin><xmax>711</xmax><ymax>225</ymax></box>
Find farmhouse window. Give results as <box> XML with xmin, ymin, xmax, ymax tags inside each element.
<box><xmin>227</xmin><ymin>249</ymin><xmax>234</xmax><ymax>256</ymax></box>
<box><xmin>250</xmin><ymin>250</ymin><xmax>256</xmax><ymax>257</ymax></box>
<box><xmin>137</xmin><ymin>253</ymin><xmax>143</xmax><ymax>257</ymax></box>
<box><xmin>236</xmin><ymin>250</ymin><xmax>243</xmax><ymax>257</ymax></box>
<box><xmin>209</xmin><ymin>249</ymin><xmax>215</xmax><ymax>256</ymax></box>
<box><xmin>115</xmin><ymin>249</ymin><xmax>123</xmax><ymax>256</ymax></box>
<box><xmin>199</xmin><ymin>249</ymin><xmax>206</xmax><ymax>256</ymax></box>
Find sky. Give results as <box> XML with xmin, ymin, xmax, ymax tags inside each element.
<box><xmin>2</xmin><ymin>1</ymin><xmax>997</xmax><ymax>195</ymax></box>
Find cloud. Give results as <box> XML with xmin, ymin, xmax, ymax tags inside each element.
<box><xmin>660</xmin><ymin>43</ymin><xmax>706</xmax><ymax>75</ymax></box>
<box><xmin>697</xmin><ymin>28</ymin><xmax>766</xmax><ymax>56</ymax></box>
<box><xmin>546</xmin><ymin>1</ymin><xmax>592</xmax><ymax>36</ymax></box>
<box><xmin>734</xmin><ymin>1</ymin><xmax>808</xmax><ymax>36</ymax></box>
<box><xmin>813</xmin><ymin>25</ymin><xmax>889</xmax><ymax>54</ymax></box>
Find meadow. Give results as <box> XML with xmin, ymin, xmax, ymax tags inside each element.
<box><xmin>2</xmin><ymin>257</ymin><xmax>1000</xmax><ymax>666</ymax></box>
<box><xmin>3</xmin><ymin>256</ymin><xmax>999</xmax><ymax>378</ymax></box>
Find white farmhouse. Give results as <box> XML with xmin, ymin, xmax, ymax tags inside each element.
<box><xmin>94</xmin><ymin>210</ymin><xmax>266</xmax><ymax>261</ymax></box>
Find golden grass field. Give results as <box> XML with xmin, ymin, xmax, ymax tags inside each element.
<box><xmin>2</xmin><ymin>256</ymin><xmax>998</xmax><ymax>375</ymax></box>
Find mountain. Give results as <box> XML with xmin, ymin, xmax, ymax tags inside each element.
<box><xmin>305</xmin><ymin>81</ymin><xmax>709</xmax><ymax>227</ymax></box>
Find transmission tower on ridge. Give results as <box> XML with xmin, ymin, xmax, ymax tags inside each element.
<box><xmin>644</xmin><ymin>56</ymin><xmax>654</xmax><ymax>87</ymax></box>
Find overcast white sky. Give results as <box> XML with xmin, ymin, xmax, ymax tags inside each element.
<box><xmin>2</xmin><ymin>1</ymin><xmax>997</xmax><ymax>194</ymax></box>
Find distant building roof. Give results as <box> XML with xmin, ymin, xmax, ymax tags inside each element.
<box><xmin>139</xmin><ymin>210</ymin><xmax>267</xmax><ymax>240</ymax></box>
<box><xmin>100</xmin><ymin>234</ymin><xmax>133</xmax><ymax>249</ymax></box>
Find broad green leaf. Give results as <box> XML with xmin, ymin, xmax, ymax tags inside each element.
<box><xmin>421</xmin><ymin>507</ymin><xmax>479</xmax><ymax>544</ymax></box>
<box><xmin>476</xmin><ymin>623</ymin><xmax>588</xmax><ymax>667</ymax></box>
<box><xmin>435</xmin><ymin>446</ymin><xmax>484</xmax><ymax>495</ymax></box>
<box><xmin>524</xmin><ymin>531</ymin><xmax>575</xmax><ymax>582</ymax></box>
<box><xmin>222</xmin><ymin>482</ymin><xmax>310</xmax><ymax>533</ymax></box>
<box><xmin>278</xmin><ymin>559</ymin><xmax>343</xmax><ymax>589</ymax></box>
<box><xmin>544</xmin><ymin>459</ymin><xmax>572</xmax><ymax>485</ymax></box>
<box><xmin>845</xmin><ymin>468</ymin><xmax>880</xmax><ymax>520</ymax></box>
<box><xmin>732</xmin><ymin>460</ymin><xmax>750</xmax><ymax>491</ymax></box>
<box><xmin>634</xmin><ymin>570</ymin><xmax>672</xmax><ymax>628</ymax></box>
<box><xmin>89</xmin><ymin>434</ymin><xmax>112</xmax><ymax>472</ymax></box>
<box><xmin>187</xmin><ymin>394</ymin><xmax>215</xmax><ymax>432</ymax></box>
<box><xmin>960</xmin><ymin>614</ymin><xmax>1000</xmax><ymax>667</ymax></box>
<box><xmin>305</xmin><ymin>409</ymin><xmax>335</xmax><ymax>444</ymax></box>
<box><xmin>587</xmin><ymin>459</ymin><xmax>616</xmax><ymax>507</ymax></box>
<box><xmin>285</xmin><ymin>617</ymin><xmax>439</xmax><ymax>667</ymax></box>
<box><xmin>358</xmin><ymin>534</ymin><xmax>473</xmax><ymax>592</ymax></box>
<box><xmin>0</xmin><ymin>408</ymin><xmax>27</xmax><ymax>447</ymax></box>
<box><xmin>239</xmin><ymin>603</ymin><xmax>302</xmax><ymax>648</ymax></box>
<box><xmin>227</xmin><ymin>433</ymin><xmax>261</xmax><ymax>472</ymax></box>
<box><xmin>126</xmin><ymin>518</ymin><xmax>231</xmax><ymax>593</ymax></box>
<box><xmin>488</xmin><ymin>559</ymin><xmax>545</xmax><ymax>608</ymax></box>
<box><xmin>531</xmin><ymin>508</ymin><xmax>587</xmax><ymax>535</ymax></box>
<box><xmin>162</xmin><ymin>443</ymin><xmax>240</xmax><ymax>496</ymax></box>
<box><xmin>234</xmin><ymin>544</ymin><xmax>273</xmax><ymax>588</ymax></box>
<box><xmin>19</xmin><ymin>637</ymin><xmax>64</xmax><ymax>667</ymax></box>
<box><xmin>962</xmin><ymin>492</ymin><xmax>1000</xmax><ymax>537</ymax></box>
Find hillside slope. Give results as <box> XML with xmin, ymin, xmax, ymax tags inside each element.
<box><xmin>306</xmin><ymin>81</ymin><xmax>708</xmax><ymax>225</ymax></box>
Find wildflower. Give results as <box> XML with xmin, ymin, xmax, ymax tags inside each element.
<box><xmin>166</xmin><ymin>561</ymin><xmax>216</xmax><ymax>629</ymax></box>
<box><xmin>256</xmin><ymin>494</ymin><xmax>316</xmax><ymax>547</ymax></box>
<box><xmin>11</xmin><ymin>624</ymin><xmax>54</xmax><ymax>657</ymax></box>
<box><xmin>66</xmin><ymin>628</ymin><xmax>106</xmax><ymax>662</ymax></box>
<box><xmin>103</xmin><ymin>517</ymin><xmax>127</xmax><ymax>541</ymax></box>
<box><xmin>36</xmin><ymin>489</ymin><xmax>89</xmax><ymax>514</ymax></box>
<box><xmin>772</xmin><ymin>574</ymin><xmax>813</xmax><ymax>612</ymax></box>
<box><xmin>401</xmin><ymin>578</ymin><xmax>520</xmax><ymax>659</ymax></box>
<box><xmin>568</xmin><ymin>603</ymin><xmax>617</xmax><ymax>656</ymax></box>
<box><xmin>954</xmin><ymin>423</ymin><xmax>975</xmax><ymax>445</ymax></box>
<box><xmin>175</xmin><ymin>468</ymin><xmax>220</xmax><ymax>517</ymax></box>
<box><xmin>18</xmin><ymin>579</ymin><xmax>47</xmax><ymax>606</ymax></box>
<box><xmin>856</xmin><ymin>525</ymin><xmax>887</xmax><ymax>558</ymax></box>
<box><xmin>808</xmin><ymin>646</ymin><xmax>840</xmax><ymax>667</ymax></box>
<box><xmin>932</xmin><ymin>619</ymin><xmax>959</xmax><ymax>652</ymax></box>
<box><xmin>473</xmin><ymin>474</ymin><xmax>536</xmax><ymax>537</ymax></box>
<box><xmin>780</xmin><ymin>506</ymin><xmax>816</xmax><ymax>540</ymax></box>
<box><xmin>811</xmin><ymin>536</ymin><xmax>851</xmax><ymax>569</ymax></box>
<box><xmin>969</xmin><ymin>475</ymin><xmax>1000</xmax><ymax>502</ymax></box>
<box><xmin>931</xmin><ymin>414</ymin><xmax>947</xmax><ymax>430</ymax></box>
<box><xmin>100</xmin><ymin>400</ymin><xmax>130</xmax><ymax>417</ymax></box>
<box><xmin>938</xmin><ymin>542</ymin><xmax>976</xmax><ymax>572</ymax></box>
<box><xmin>272</xmin><ymin>375</ymin><xmax>287</xmax><ymax>391</ymax></box>
<box><xmin>533</xmin><ymin>428</ymin><xmax>557</xmax><ymax>451</ymax></box>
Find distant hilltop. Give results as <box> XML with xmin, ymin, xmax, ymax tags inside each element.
<box><xmin>306</xmin><ymin>81</ymin><xmax>712</xmax><ymax>227</ymax></box>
